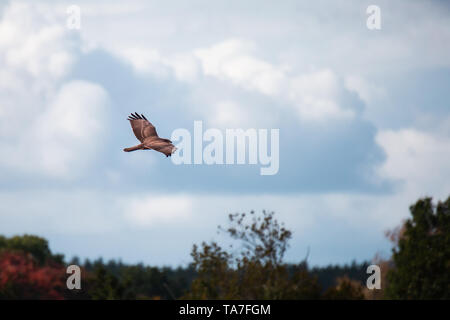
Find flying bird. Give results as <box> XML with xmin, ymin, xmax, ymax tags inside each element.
<box><xmin>123</xmin><ymin>112</ymin><xmax>177</xmax><ymax>157</ymax></box>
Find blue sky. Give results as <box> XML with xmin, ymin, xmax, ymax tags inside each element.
<box><xmin>0</xmin><ymin>0</ymin><xmax>449</xmax><ymax>266</ymax></box>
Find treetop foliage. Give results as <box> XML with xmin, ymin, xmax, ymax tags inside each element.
<box><xmin>386</xmin><ymin>196</ymin><xmax>450</xmax><ymax>299</ymax></box>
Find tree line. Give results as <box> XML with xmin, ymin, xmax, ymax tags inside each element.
<box><xmin>0</xmin><ymin>195</ymin><xmax>448</xmax><ymax>299</ymax></box>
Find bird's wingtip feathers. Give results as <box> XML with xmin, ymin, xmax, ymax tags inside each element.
<box><xmin>127</xmin><ymin>112</ymin><xmax>149</xmax><ymax>121</ymax></box>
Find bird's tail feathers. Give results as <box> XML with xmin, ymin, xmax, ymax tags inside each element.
<box><xmin>123</xmin><ymin>144</ymin><xmax>144</xmax><ymax>152</ymax></box>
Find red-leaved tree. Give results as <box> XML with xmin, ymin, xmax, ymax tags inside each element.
<box><xmin>0</xmin><ymin>251</ymin><xmax>65</xmax><ymax>299</ymax></box>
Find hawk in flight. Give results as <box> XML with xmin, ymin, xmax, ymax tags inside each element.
<box><xmin>123</xmin><ymin>112</ymin><xmax>177</xmax><ymax>157</ymax></box>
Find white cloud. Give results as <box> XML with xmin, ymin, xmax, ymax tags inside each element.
<box><xmin>111</xmin><ymin>38</ymin><xmax>355</xmax><ymax>122</ymax></box>
<box><xmin>0</xmin><ymin>2</ymin><xmax>77</xmax><ymax>136</ymax></box>
<box><xmin>123</xmin><ymin>194</ymin><xmax>193</xmax><ymax>227</ymax></box>
<box><xmin>0</xmin><ymin>2</ymin><xmax>75</xmax><ymax>86</ymax></box>
<box><xmin>195</xmin><ymin>40</ymin><xmax>355</xmax><ymax>121</ymax></box>
<box><xmin>165</xmin><ymin>53</ymin><xmax>200</xmax><ymax>83</ymax></box>
<box><xmin>376</xmin><ymin>129</ymin><xmax>450</xmax><ymax>200</ymax></box>
<box><xmin>195</xmin><ymin>39</ymin><xmax>286</xmax><ymax>96</ymax></box>
<box><xmin>0</xmin><ymin>3</ymin><xmax>109</xmax><ymax>179</ymax></box>
<box><xmin>114</xmin><ymin>47</ymin><xmax>170</xmax><ymax>78</ymax></box>
<box><xmin>32</xmin><ymin>80</ymin><xmax>109</xmax><ymax>177</ymax></box>
<box><xmin>289</xmin><ymin>69</ymin><xmax>354</xmax><ymax>121</ymax></box>
<box><xmin>344</xmin><ymin>75</ymin><xmax>385</xmax><ymax>104</ymax></box>
<box><xmin>112</xmin><ymin>46</ymin><xmax>201</xmax><ymax>83</ymax></box>
<box><xmin>0</xmin><ymin>80</ymin><xmax>109</xmax><ymax>178</ymax></box>
<box><xmin>209</xmin><ymin>100</ymin><xmax>249</xmax><ymax>127</ymax></box>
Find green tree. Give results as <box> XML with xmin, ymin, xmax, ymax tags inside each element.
<box><xmin>386</xmin><ymin>196</ymin><xmax>450</xmax><ymax>299</ymax></box>
<box><xmin>0</xmin><ymin>234</ymin><xmax>63</xmax><ymax>265</ymax></box>
<box><xmin>184</xmin><ymin>210</ymin><xmax>321</xmax><ymax>299</ymax></box>
<box><xmin>87</xmin><ymin>265</ymin><xmax>135</xmax><ymax>300</ymax></box>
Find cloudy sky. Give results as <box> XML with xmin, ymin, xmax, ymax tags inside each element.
<box><xmin>0</xmin><ymin>0</ymin><xmax>449</xmax><ymax>266</ymax></box>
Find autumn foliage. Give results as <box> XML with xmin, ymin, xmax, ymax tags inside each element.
<box><xmin>0</xmin><ymin>195</ymin><xmax>448</xmax><ymax>300</ymax></box>
<box><xmin>0</xmin><ymin>251</ymin><xmax>65</xmax><ymax>299</ymax></box>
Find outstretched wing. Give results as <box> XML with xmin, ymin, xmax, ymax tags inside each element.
<box><xmin>145</xmin><ymin>139</ymin><xmax>176</xmax><ymax>157</ymax></box>
<box><xmin>127</xmin><ymin>112</ymin><xmax>158</xmax><ymax>142</ymax></box>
